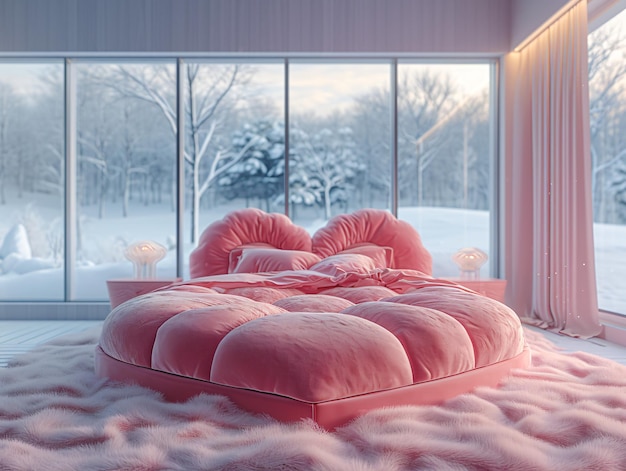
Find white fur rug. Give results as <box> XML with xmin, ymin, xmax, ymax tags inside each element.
<box><xmin>1</xmin><ymin>327</ymin><xmax>626</xmax><ymax>471</ymax></box>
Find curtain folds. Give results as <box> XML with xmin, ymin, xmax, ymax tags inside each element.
<box><xmin>505</xmin><ymin>0</ymin><xmax>602</xmax><ymax>338</ymax></box>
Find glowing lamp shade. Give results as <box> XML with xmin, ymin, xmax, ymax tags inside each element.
<box><xmin>124</xmin><ymin>240</ymin><xmax>167</xmax><ymax>279</ymax></box>
<box><xmin>452</xmin><ymin>247</ymin><xmax>488</xmax><ymax>279</ymax></box>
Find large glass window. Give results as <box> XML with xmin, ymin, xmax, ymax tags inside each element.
<box><xmin>589</xmin><ymin>9</ymin><xmax>626</xmax><ymax>314</ymax></box>
<box><xmin>288</xmin><ymin>62</ymin><xmax>392</xmax><ymax>231</ymax></box>
<box><xmin>397</xmin><ymin>62</ymin><xmax>493</xmax><ymax>278</ymax></box>
<box><xmin>0</xmin><ymin>62</ymin><xmax>65</xmax><ymax>301</ymax></box>
<box><xmin>0</xmin><ymin>57</ymin><xmax>496</xmax><ymax>306</ymax></box>
<box><xmin>75</xmin><ymin>61</ymin><xmax>177</xmax><ymax>300</ymax></box>
<box><xmin>182</xmin><ymin>61</ymin><xmax>285</xmax><ymax>248</ymax></box>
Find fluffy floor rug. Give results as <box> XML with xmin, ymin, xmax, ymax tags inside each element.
<box><xmin>1</xmin><ymin>327</ymin><xmax>626</xmax><ymax>471</ymax></box>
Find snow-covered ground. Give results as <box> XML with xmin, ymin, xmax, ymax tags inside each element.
<box><xmin>0</xmin><ymin>197</ymin><xmax>624</xmax><ymax>316</ymax></box>
<box><xmin>593</xmin><ymin>222</ymin><xmax>626</xmax><ymax>314</ymax></box>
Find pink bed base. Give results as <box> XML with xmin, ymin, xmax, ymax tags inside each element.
<box><xmin>95</xmin><ymin>346</ymin><xmax>531</xmax><ymax>430</ymax></box>
<box><xmin>97</xmin><ymin>209</ymin><xmax>531</xmax><ymax>430</ymax></box>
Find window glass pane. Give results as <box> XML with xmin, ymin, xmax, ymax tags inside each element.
<box><xmin>589</xmin><ymin>10</ymin><xmax>626</xmax><ymax>314</ymax></box>
<box><xmin>397</xmin><ymin>62</ymin><xmax>493</xmax><ymax>278</ymax></box>
<box><xmin>0</xmin><ymin>62</ymin><xmax>64</xmax><ymax>301</ymax></box>
<box><xmin>183</xmin><ymin>62</ymin><xmax>285</xmax><ymax>249</ymax></box>
<box><xmin>0</xmin><ymin>57</ymin><xmax>500</xmax><ymax>306</ymax></box>
<box><xmin>288</xmin><ymin>62</ymin><xmax>392</xmax><ymax>231</ymax></box>
<box><xmin>75</xmin><ymin>61</ymin><xmax>177</xmax><ymax>300</ymax></box>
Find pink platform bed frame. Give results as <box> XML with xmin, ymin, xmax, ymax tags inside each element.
<box><xmin>95</xmin><ymin>209</ymin><xmax>530</xmax><ymax>430</ymax></box>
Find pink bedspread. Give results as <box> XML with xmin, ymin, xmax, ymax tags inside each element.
<box><xmin>98</xmin><ymin>267</ymin><xmax>528</xmax><ymax>429</ymax></box>
<box><xmin>98</xmin><ymin>209</ymin><xmax>528</xmax><ymax>428</ymax></box>
<box><xmin>171</xmin><ymin>268</ymin><xmax>469</xmax><ymax>294</ymax></box>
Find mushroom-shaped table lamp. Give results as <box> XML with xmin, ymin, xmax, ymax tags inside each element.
<box><xmin>124</xmin><ymin>240</ymin><xmax>167</xmax><ymax>279</ymax></box>
<box><xmin>452</xmin><ymin>247</ymin><xmax>488</xmax><ymax>280</ymax></box>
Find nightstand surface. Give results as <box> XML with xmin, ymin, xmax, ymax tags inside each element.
<box><xmin>447</xmin><ymin>278</ymin><xmax>507</xmax><ymax>303</ymax></box>
<box><xmin>107</xmin><ymin>278</ymin><xmax>182</xmax><ymax>309</ymax></box>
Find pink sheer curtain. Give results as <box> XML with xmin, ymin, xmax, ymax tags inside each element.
<box><xmin>504</xmin><ymin>0</ymin><xmax>602</xmax><ymax>338</ymax></box>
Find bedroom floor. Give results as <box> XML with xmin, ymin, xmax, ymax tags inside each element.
<box><xmin>0</xmin><ymin>320</ymin><xmax>101</xmax><ymax>367</ymax></box>
<box><xmin>0</xmin><ymin>321</ymin><xmax>625</xmax><ymax>368</ymax></box>
<box><xmin>526</xmin><ymin>325</ymin><xmax>626</xmax><ymax>365</ymax></box>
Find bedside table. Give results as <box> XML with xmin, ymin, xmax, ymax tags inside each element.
<box><xmin>447</xmin><ymin>278</ymin><xmax>507</xmax><ymax>303</ymax></box>
<box><xmin>106</xmin><ymin>278</ymin><xmax>182</xmax><ymax>309</ymax></box>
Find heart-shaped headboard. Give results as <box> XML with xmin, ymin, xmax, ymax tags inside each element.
<box><xmin>312</xmin><ymin>209</ymin><xmax>432</xmax><ymax>276</ymax></box>
<box><xmin>189</xmin><ymin>209</ymin><xmax>312</xmax><ymax>278</ymax></box>
<box><xmin>190</xmin><ymin>208</ymin><xmax>432</xmax><ymax>278</ymax></box>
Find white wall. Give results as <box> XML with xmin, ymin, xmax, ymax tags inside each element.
<box><xmin>0</xmin><ymin>0</ymin><xmax>512</xmax><ymax>55</ymax></box>
<box><xmin>510</xmin><ymin>0</ymin><xmax>572</xmax><ymax>49</ymax></box>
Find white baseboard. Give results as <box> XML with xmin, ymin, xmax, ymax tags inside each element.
<box><xmin>0</xmin><ymin>303</ymin><xmax>111</xmax><ymax>320</ymax></box>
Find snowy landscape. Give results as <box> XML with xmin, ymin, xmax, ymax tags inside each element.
<box><xmin>0</xmin><ymin>197</ymin><xmax>491</xmax><ymax>300</ymax></box>
<box><xmin>0</xmin><ymin>195</ymin><xmax>623</xmax><ymax>315</ymax></box>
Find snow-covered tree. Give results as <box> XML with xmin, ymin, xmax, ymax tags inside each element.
<box><xmin>612</xmin><ymin>157</ymin><xmax>626</xmax><ymax>215</ymax></box>
<box><xmin>290</xmin><ymin>126</ymin><xmax>365</xmax><ymax>219</ymax></box>
<box><xmin>218</xmin><ymin>121</ymin><xmax>284</xmax><ymax>211</ymax></box>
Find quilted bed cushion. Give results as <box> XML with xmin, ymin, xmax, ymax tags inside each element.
<box><xmin>100</xmin><ymin>278</ymin><xmax>526</xmax><ymax>404</ymax></box>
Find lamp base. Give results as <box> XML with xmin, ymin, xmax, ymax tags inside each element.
<box><xmin>458</xmin><ymin>270</ymin><xmax>481</xmax><ymax>280</ymax></box>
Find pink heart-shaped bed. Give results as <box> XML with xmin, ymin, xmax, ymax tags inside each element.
<box><xmin>96</xmin><ymin>281</ymin><xmax>529</xmax><ymax>430</ymax></box>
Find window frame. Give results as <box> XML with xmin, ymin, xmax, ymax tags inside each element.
<box><xmin>0</xmin><ymin>54</ymin><xmax>500</xmax><ymax>318</ymax></box>
<box><xmin>588</xmin><ymin>3</ymin><xmax>626</xmax><ymax>319</ymax></box>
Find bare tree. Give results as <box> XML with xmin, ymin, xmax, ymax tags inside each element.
<box><xmin>588</xmin><ymin>24</ymin><xmax>626</xmax><ymax>222</ymax></box>
<box><xmin>350</xmin><ymin>88</ymin><xmax>392</xmax><ymax>208</ymax></box>
<box><xmin>0</xmin><ymin>83</ymin><xmax>17</xmax><ymax>205</ymax></box>
<box><xmin>77</xmin><ymin>76</ymin><xmax>119</xmax><ymax>218</ymax></box>
<box><xmin>116</xmin><ymin>103</ymin><xmax>148</xmax><ymax>217</ymax></box>
<box><xmin>398</xmin><ymin>70</ymin><xmax>457</xmax><ymax>206</ymax></box>
<box><xmin>33</xmin><ymin>66</ymin><xmax>65</xmax><ymax>199</ymax></box>
<box><xmin>104</xmin><ymin>63</ymin><xmax>255</xmax><ymax>242</ymax></box>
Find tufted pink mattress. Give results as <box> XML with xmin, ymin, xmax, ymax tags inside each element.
<box><xmin>96</xmin><ymin>209</ymin><xmax>530</xmax><ymax>430</ymax></box>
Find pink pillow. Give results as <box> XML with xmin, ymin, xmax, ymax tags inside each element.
<box><xmin>339</xmin><ymin>245</ymin><xmax>394</xmax><ymax>269</ymax></box>
<box><xmin>228</xmin><ymin>243</ymin><xmax>274</xmax><ymax>273</ymax></box>
<box><xmin>310</xmin><ymin>253</ymin><xmax>377</xmax><ymax>277</ymax></box>
<box><xmin>233</xmin><ymin>248</ymin><xmax>322</xmax><ymax>274</ymax></box>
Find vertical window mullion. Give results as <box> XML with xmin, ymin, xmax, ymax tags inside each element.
<box><xmin>176</xmin><ymin>58</ymin><xmax>185</xmax><ymax>278</ymax></box>
<box><xmin>391</xmin><ymin>58</ymin><xmax>399</xmax><ymax>217</ymax></box>
<box><xmin>64</xmin><ymin>58</ymin><xmax>77</xmax><ymax>301</ymax></box>
<box><xmin>491</xmin><ymin>59</ymin><xmax>501</xmax><ymax>279</ymax></box>
<box><xmin>284</xmin><ymin>58</ymin><xmax>290</xmax><ymax>218</ymax></box>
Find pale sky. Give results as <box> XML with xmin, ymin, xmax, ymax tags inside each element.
<box><xmin>0</xmin><ymin>62</ymin><xmax>61</xmax><ymax>96</ymax></box>
<box><xmin>0</xmin><ymin>60</ymin><xmax>490</xmax><ymax>117</ymax></box>
<box><xmin>250</xmin><ymin>62</ymin><xmax>491</xmax><ymax>118</ymax></box>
